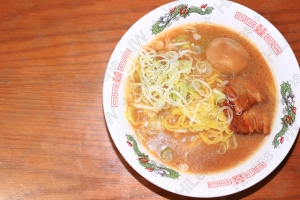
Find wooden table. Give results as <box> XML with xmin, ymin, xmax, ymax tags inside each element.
<box><xmin>0</xmin><ymin>0</ymin><xmax>299</xmax><ymax>199</ymax></box>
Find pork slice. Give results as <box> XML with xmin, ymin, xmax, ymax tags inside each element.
<box><xmin>230</xmin><ymin>107</ymin><xmax>270</xmax><ymax>135</ymax></box>
<box><xmin>225</xmin><ymin>77</ymin><xmax>263</xmax><ymax>114</ymax></box>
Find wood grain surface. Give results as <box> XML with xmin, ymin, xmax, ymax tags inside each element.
<box><xmin>0</xmin><ymin>0</ymin><xmax>299</xmax><ymax>199</ymax></box>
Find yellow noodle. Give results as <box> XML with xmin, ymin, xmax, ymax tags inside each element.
<box><xmin>163</xmin><ymin>116</ymin><xmax>181</xmax><ymax>131</ymax></box>
<box><xmin>207</xmin><ymin>73</ymin><xmax>220</xmax><ymax>85</ymax></box>
<box><xmin>126</xmin><ymin>106</ymin><xmax>139</xmax><ymax>126</ymax></box>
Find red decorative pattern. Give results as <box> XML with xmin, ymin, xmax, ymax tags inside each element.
<box><xmin>244</xmin><ymin>168</ymin><xmax>256</xmax><ymax>179</ymax></box>
<box><xmin>232</xmin><ymin>173</ymin><xmax>245</xmax><ymax>185</ymax></box>
<box><xmin>254</xmin><ymin>24</ymin><xmax>267</xmax><ymax>37</ymax></box>
<box><xmin>170</xmin><ymin>7</ymin><xmax>176</xmax><ymax>13</ymax></box>
<box><xmin>255</xmin><ymin>161</ymin><xmax>267</xmax><ymax>172</ymax></box>
<box><xmin>110</xmin><ymin>48</ymin><xmax>131</xmax><ymax>107</ymax></box>
<box><xmin>207</xmin><ymin>160</ymin><xmax>268</xmax><ymax>188</ymax></box>
<box><xmin>179</xmin><ymin>5</ymin><xmax>189</xmax><ymax>15</ymax></box>
<box><xmin>111</xmin><ymin>95</ymin><xmax>118</xmax><ymax>107</ymax></box>
<box><xmin>234</xmin><ymin>11</ymin><xmax>283</xmax><ymax>56</ymax></box>
<box><xmin>264</xmin><ymin>34</ymin><xmax>275</xmax><ymax>45</ymax></box>
<box><xmin>234</xmin><ymin>11</ymin><xmax>247</xmax><ymax>22</ymax></box>
<box><xmin>112</xmin><ymin>71</ymin><xmax>123</xmax><ymax>84</ymax></box>
<box><xmin>122</xmin><ymin>48</ymin><xmax>132</xmax><ymax>59</ymax></box>
<box><xmin>284</xmin><ymin>115</ymin><xmax>293</xmax><ymax>126</ymax></box>
<box><xmin>271</xmin><ymin>43</ymin><xmax>283</xmax><ymax>56</ymax></box>
<box><xmin>112</xmin><ymin>84</ymin><xmax>119</xmax><ymax>95</ymax></box>
<box><xmin>245</xmin><ymin>18</ymin><xmax>257</xmax><ymax>28</ymax></box>
<box><xmin>280</xmin><ymin>137</ymin><xmax>284</xmax><ymax>144</ymax></box>
<box><xmin>219</xmin><ymin>179</ymin><xmax>232</xmax><ymax>186</ymax></box>
<box><xmin>126</xmin><ymin>141</ymin><xmax>133</xmax><ymax>146</ymax></box>
<box><xmin>118</xmin><ymin>58</ymin><xmax>127</xmax><ymax>72</ymax></box>
<box><xmin>292</xmin><ymin>107</ymin><xmax>297</xmax><ymax>115</ymax></box>
<box><xmin>201</xmin><ymin>4</ymin><xmax>207</xmax><ymax>9</ymax></box>
<box><xmin>208</xmin><ymin>181</ymin><xmax>219</xmax><ymax>188</ymax></box>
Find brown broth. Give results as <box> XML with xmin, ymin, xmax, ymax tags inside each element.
<box><xmin>127</xmin><ymin>23</ymin><xmax>277</xmax><ymax>174</ymax></box>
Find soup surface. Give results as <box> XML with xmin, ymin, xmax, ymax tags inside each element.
<box><xmin>125</xmin><ymin>23</ymin><xmax>276</xmax><ymax>174</ymax></box>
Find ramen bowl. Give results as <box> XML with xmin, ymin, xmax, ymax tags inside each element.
<box><xmin>103</xmin><ymin>0</ymin><xmax>300</xmax><ymax>197</ymax></box>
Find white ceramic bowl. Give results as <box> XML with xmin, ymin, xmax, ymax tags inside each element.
<box><xmin>103</xmin><ymin>0</ymin><xmax>300</xmax><ymax>197</ymax></box>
